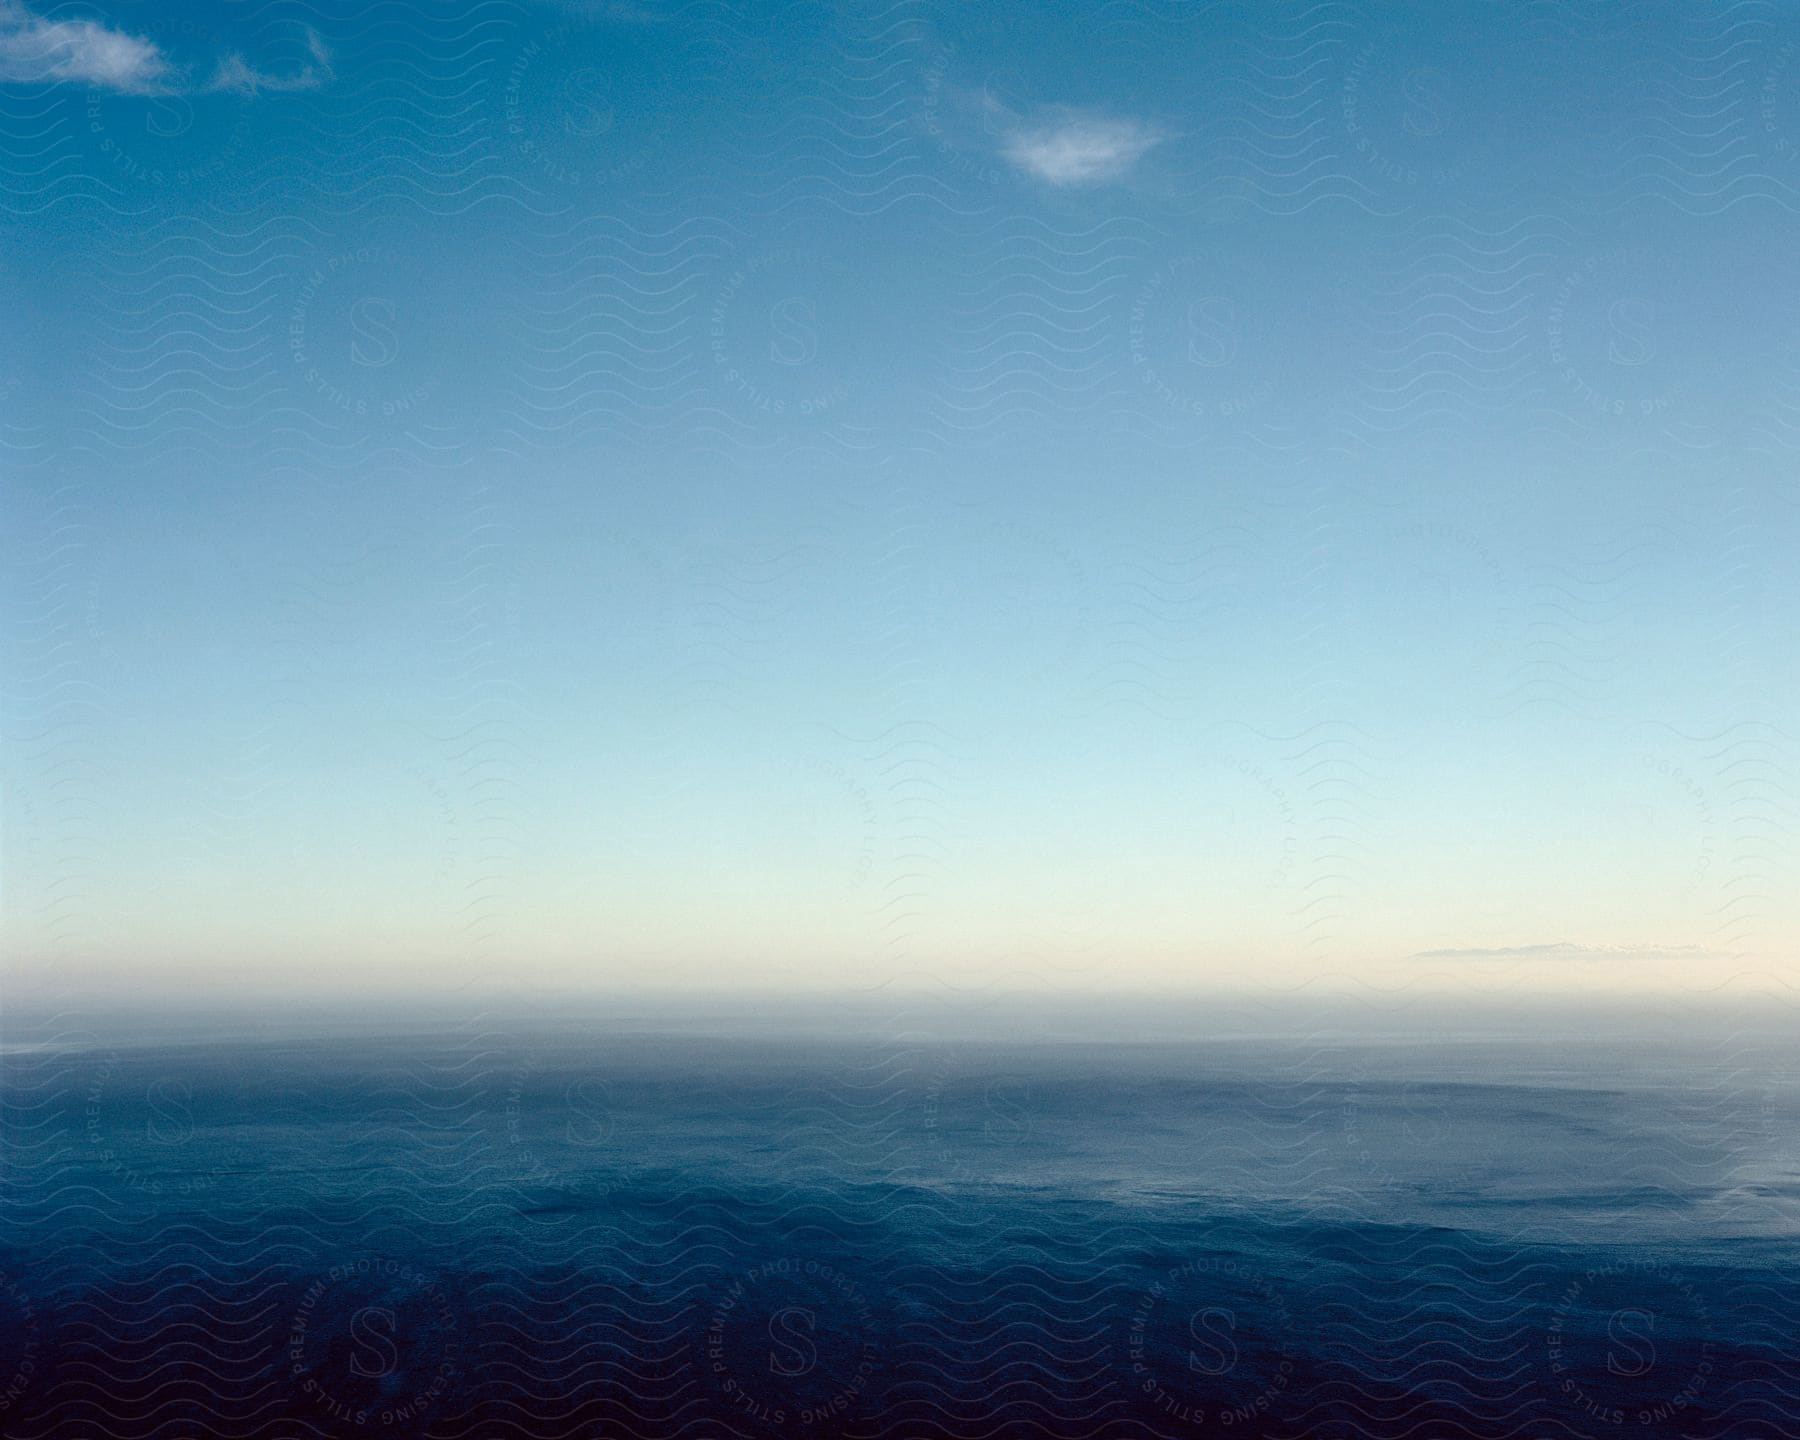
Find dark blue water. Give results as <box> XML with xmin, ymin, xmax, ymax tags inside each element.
<box><xmin>2</xmin><ymin>1015</ymin><xmax>1798</xmax><ymax>1437</ymax></box>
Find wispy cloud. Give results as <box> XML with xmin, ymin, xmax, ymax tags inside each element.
<box><xmin>0</xmin><ymin>1</ymin><xmax>329</xmax><ymax>95</ymax></box>
<box><xmin>0</xmin><ymin>0</ymin><xmax>169</xmax><ymax>92</ymax></box>
<box><xmin>209</xmin><ymin>29</ymin><xmax>332</xmax><ymax>96</ymax></box>
<box><xmin>994</xmin><ymin>102</ymin><xmax>1165</xmax><ymax>187</ymax></box>
<box><xmin>1407</xmin><ymin>942</ymin><xmax>1713</xmax><ymax>963</ymax></box>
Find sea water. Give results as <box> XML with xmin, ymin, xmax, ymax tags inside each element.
<box><xmin>1</xmin><ymin>1007</ymin><xmax>1796</xmax><ymax>1437</ymax></box>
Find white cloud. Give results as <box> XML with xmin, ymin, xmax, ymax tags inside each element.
<box><xmin>0</xmin><ymin>0</ymin><xmax>170</xmax><ymax>92</ymax></box>
<box><xmin>0</xmin><ymin>2</ymin><xmax>329</xmax><ymax>96</ymax></box>
<box><xmin>208</xmin><ymin>28</ymin><xmax>331</xmax><ymax>96</ymax></box>
<box><xmin>997</xmin><ymin>104</ymin><xmax>1164</xmax><ymax>187</ymax></box>
<box><xmin>1406</xmin><ymin>942</ymin><xmax>1712</xmax><ymax>963</ymax></box>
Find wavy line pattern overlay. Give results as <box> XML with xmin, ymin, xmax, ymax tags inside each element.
<box><xmin>4</xmin><ymin>1</ymin><xmax>1799</xmax><ymax>1437</ymax></box>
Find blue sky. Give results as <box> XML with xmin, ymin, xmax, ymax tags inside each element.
<box><xmin>2</xmin><ymin>0</ymin><xmax>1797</xmax><ymax>1002</ymax></box>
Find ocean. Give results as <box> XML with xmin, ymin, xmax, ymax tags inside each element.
<box><xmin>1</xmin><ymin>1001</ymin><xmax>1797</xmax><ymax>1437</ymax></box>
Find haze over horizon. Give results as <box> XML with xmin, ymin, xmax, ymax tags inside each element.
<box><xmin>4</xmin><ymin>0</ymin><xmax>1797</xmax><ymax>1006</ymax></box>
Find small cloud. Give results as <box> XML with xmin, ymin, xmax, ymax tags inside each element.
<box><xmin>0</xmin><ymin>3</ymin><xmax>329</xmax><ymax>96</ymax></box>
<box><xmin>1407</xmin><ymin>942</ymin><xmax>1712</xmax><ymax>963</ymax></box>
<box><xmin>996</xmin><ymin>103</ymin><xmax>1164</xmax><ymax>187</ymax></box>
<box><xmin>209</xmin><ymin>27</ymin><xmax>331</xmax><ymax>96</ymax></box>
<box><xmin>0</xmin><ymin>0</ymin><xmax>170</xmax><ymax>93</ymax></box>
